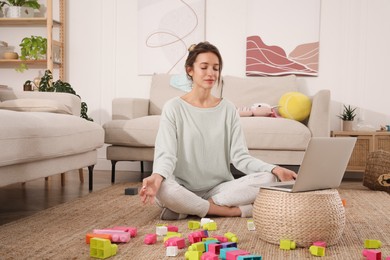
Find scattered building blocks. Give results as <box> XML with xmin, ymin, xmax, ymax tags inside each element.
<box><xmin>188</xmin><ymin>221</ymin><xmax>201</xmax><ymax>230</ymax></box>
<box><xmin>166</xmin><ymin>246</ymin><xmax>179</xmax><ymax>257</ymax></box>
<box><xmin>212</xmin><ymin>235</ymin><xmax>228</xmax><ymax>243</ymax></box>
<box><xmin>86</xmin><ymin>233</ymin><xmax>112</xmax><ymax>244</ymax></box>
<box><xmin>237</xmin><ymin>255</ymin><xmax>262</xmax><ymax>260</ymax></box>
<box><xmin>165</xmin><ymin>237</ymin><xmax>187</xmax><ymax>249</ymax></box>
<box><xmin>309</xmin><ymin>245</ymin><xmax>326</xmax><ymax>256</ymax></box>
<box><xmin>156</xmin><ymin>225</ymin><xmax>168</xmax><ymax>236</ymax></box>
<box><xmin>185</xmin><ymin>250</ymin><xmax>203</xmax><ymax>260</ymax></box>
<box><xmin>220</xmin><ymin>247</ymin><xmax>239</xmax><ymax>260</ymax></box>
<box><xmin>224</xmin><ymin>232</ymin><xmax>238</xmax><ymax>243</ymax></box>
<box><xmin>313</xmin><ymin>241</ymin><xmax>327</xmax><ymax>248</ymax></box>
<box><xmin>280</xmin><ymin>239</ymin><xmax>296</xmax><ymax>250</ymax></box>
<box><xmin>203</xmin><ymin>240</ymin><xmax>219</xmax><ymax>251</ymax></box>
<box><xmin>189</xmin><ymin>242</ymin><xmax>206</xmax><ymax>252</ymax></box>
<box><xmin>111</xmin><ymin>226</ymin><xmax>137</xmax><ymax>237</ymax></box>
<box><xmin>203</xmin><ymin>222</ymin><xmax>217</xmax><ymax>231</ymax></box>
<box><xmin>167</xmin><ymin>225</ymin><xmax>179</xmax><ymax>232</ymax></box>
<box><xmin>208</xmin><ymin>243</ymin><xmax>222</xmax><ymax>255</ymax></box>
<box><xmin>364</xmin><ymin>239</ymin><xmax>382</xmax><ymax>249</ymax></box>
<box><xmin>124</xmin><ymin>187</ymin><xmax>138</xmax><ymax>195</ymax></box>
<box><xmin>201</xmin><ymin>251</ymin><xmax>219</xmax><ymax>260</ymax></box>
<box><xmin>188</xmin><ymin>230</ymin><xmax>209</xmax><ymax>244</ymax></box>
<box><xmin>226</xmin><ymin>249</ymin><xmax>250</xmax><ymax>260</ymax></box>
<box><xmin>90</xmin><ymin>238</ymin><xmax>118</xmax><ymax>259</ymax></box>
<box><xmin>247</xmin><ymin>219</ymin><xmax>256</xmax><ymax>231</ymax></box>
<box><xmin>93</xmin><ymin>229</ymin><xmax>130</xmax><ymax>243</ymax></box>
<box><xmin>144</xmin><ymin>233</ymin><xmax>157</xmax><ymax>245</ymax></box>
<box><xmin>362</xmin><ymin>249</ymin><xmax>382</xmax><ymax>260</ymax></box>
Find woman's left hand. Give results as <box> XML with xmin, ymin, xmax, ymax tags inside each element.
<box><xmin>271</xmin><ymin>166</ymin><xmax>298</xmax><ymax>181</ymax></box>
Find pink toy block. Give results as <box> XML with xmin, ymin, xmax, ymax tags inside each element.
<box><xmin>386</xmin><ymin>257</ymin><xmax>390</xmax><ymax>260</ymax></box>
<box><xmin>313</xmin><ymin>241</ymin><xmax>327</xmax><ymax>248</ymax></box>
<box><xmin>165</xmin><ymin>237</ymin><xmax>186</xmax><ymax>249</ymax></box>
<box><xmin>167</xmin><ymin>225</ymin><xmax>179</xmax><ymax>232</ymax></box>
<box><xmin>201</xmin><ymin>252</ymin><xmax>219</xmax><ymax>260</ymax></box>
<box><xmin>309</xmin><ymin>245</ymin><xmax>325</xmax><ymax>257</ymax></box>
<box><xmin>208</xmin><ymin>243</ymin><xmax>222</xmax><ymax>255</ymax></box>
<box><xmin>144</xmin><ymin>233</ymin><xmax>157</xmax><ymax>245</ymax></box>
<box><xmin>363</xmin><ymin>249</ymin><xmax>382</xmax><ymax>260</ymax></box>
<box><xmin>364</xmin><ymin>239</ymin><xmax>382</xmax><ymax>249</ymax></box>
<box><xmin>188</xmin><ymin>230</ymin><xmax>209</xmax><ymax>244</ymax></box>
<box><xmin>166</xmin><ymin>246</ymin><xmax>179</xmax><ymax>257</ymax></box>
<box><xmin>212</xmin><ymin>235</ymin><xmax>228</xmax><ymax>243</ymax></box>
<box><xmin>93</xmin><ymin>229</ymin><xmax>130</xmax><ymax>243</ymax></box>
<box><xmin>226</xmin><ymin>249</ymin><xmax>250</xmax><ymax>260</ymax></box>
<box><xmin>111</xmin><ymin>226</ymin><xmax>137</xmax><ymax>237</ymax></box>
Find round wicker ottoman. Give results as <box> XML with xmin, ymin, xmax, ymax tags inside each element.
<box><xmin>253</xmin><ymin>188</ymin><xmax>345</xmax><ymax>248</ymax></box>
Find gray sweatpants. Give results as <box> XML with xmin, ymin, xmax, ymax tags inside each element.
<box><xmin>155</xmin><ymin>172</ymin><xmax>276</xmax><ymax>217</ymax></box>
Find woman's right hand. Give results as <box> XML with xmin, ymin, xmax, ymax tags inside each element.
<box><xmin>139</xmin><ymin>173</ymin><xmax>164</xmax><ymax>205</ymax></box>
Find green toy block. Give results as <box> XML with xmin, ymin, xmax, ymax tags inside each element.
<box><xmin>90</xmin><ymin>238</ymin><xmax>118</xmax><ymax>259</ymax></box>
<box><xmin>364</xmin><ymin>239</ymin><xmax>382</xmax><ymax>249</ymax></box>
<box><xmin>309</xmin><ymin>245</ymin><xmax>325</xmax><ymax>256</ymax></box>
<box><xmin>280</xmin><ymin>239</ymin><xmax>296</xmax><ymax>250</ymax></box>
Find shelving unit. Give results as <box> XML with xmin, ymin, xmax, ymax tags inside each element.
<box><xmin>0</xmin><ymin>0</ymin><xmax>65</xmax><ymax>79</ymax></box>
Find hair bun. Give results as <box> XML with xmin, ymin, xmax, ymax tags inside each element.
<box><xmin>188</xmin><ymin>44</ymin><xmax>196</xmax><ymax>52</ymax></box>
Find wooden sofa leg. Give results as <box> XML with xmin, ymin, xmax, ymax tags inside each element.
<box><xmin>79</xmin><ymin>168</ymin><xmax>84</xmax><ymax>183</ymax></box>
<box><xmin>111</xmin><ymin>160</ymin><xmax>118</xmax><ymax>183</ymax></box>
<box><xmin>88</xmin><ymin>165</ymin><xmax>95</xmax><ymax>191</ymax></box>
<box><xmin>140</xmin><ymin>161</ymin><xmax>145</xmax><ymax>181</ymax></box>
<box><xmin>61</xmin><ymin>173</ymin><xmax>65</xmax><ymax>186</ymax></box>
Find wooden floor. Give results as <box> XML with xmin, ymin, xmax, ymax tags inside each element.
<box><xmin>0</xmin><ymin>170</ymin><xmax>364</xmax><ymax>226</ymax></box>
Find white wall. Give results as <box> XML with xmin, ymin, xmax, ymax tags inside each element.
<box><xmin>1</xmin><ymin>0</ymin><xmax>390</xmax><ymax>170</ymax></box>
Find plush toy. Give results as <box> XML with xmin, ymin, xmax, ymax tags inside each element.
<box><xmin>237</xmin><ymin>103</ymin><xmax>279</xmax><ymax>117</ymax></box>
<box><xmin>278</xmin><ymin>92</ymin><xmax>311</xmax><ymax>121</ymax></box>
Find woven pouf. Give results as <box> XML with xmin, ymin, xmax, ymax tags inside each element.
<box><xmin>253</xmin><ymin>188</ymin><xmax>345</xmax><ymax>248</ymax></box>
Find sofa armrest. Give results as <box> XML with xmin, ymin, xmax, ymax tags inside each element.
<box><xmin>307</xmin><ymin>89</ymin><xmax>331</xmax><ymax>137</ymax></box>
<box><xmin>112</xmin><ymin>98</ymin><xmax>150</xmax><ymax>120</ymax></box>
<box><xmin>0</xmin><ymin>90</ymin><xmax>81</xmax><ymax>116</ymax></box>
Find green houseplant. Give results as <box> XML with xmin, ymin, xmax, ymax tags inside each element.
<box><xmin>25</xmin><ymin>70</ymin><xmax>93</xmax><ymax>121</ymax></box>
<box><xmin>338</xmin><ymin>104</ymin><xmax>356</xmax><ymax>131</ymax></box>
<box><xmin>16</xmin><ymin>35</ymin><xmax>47</xmax><ymax>72</ymax></box>
<box><xmin>0</xmin><ymin>0</ymin><xmax>40</xmax><ymax>17</ymax></box>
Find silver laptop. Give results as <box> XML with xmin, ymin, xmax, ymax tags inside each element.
<box><xmin>261</xmin><ymin>137</ymin><xmax>356</xmax><ymax>192</ymax></box>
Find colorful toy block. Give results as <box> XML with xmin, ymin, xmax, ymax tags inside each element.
<box><xmin>111</xmin><ymin>226</ymin><xmax>137</xmax><ymax>237</ymax></box>
<box><xmin>188</xmin><ymin>230</ymin><xmax>209</xmax><ymax>244</ymax></box>
<box><xmin>224</xmin><ymin>232</ymin><xmax>238</xmax><ymax>243</ymax></box>
<box><xmin>201</xmin><ymin>218</ymin><xmax>212</xmax><ymax>226</ymax></box>
<box><xmin>156</xmin><ymin>225</ymin><xmax>168</xmax><ymax>236</ymax></box>
<box><xmin>166</xmin><ymin>246</ymin><xmax>179</xmax><ymax>257</ymax></box>
<box><xmin>341</xmin><ymin>198</ymin><xmax>347</xmax><ymax>207</ymax></box>
<box><xmin>313</xmin><ymin>241</ymin><xmax>327</xmax><ymax>248</ymax></box>
<box><xmin>165</xmin><ymin>237</ymin><xmax>187</xmax><ymax>249</ymax></box>
<box><xmin>237</xmin><ymin>255</ymin><xmax>262</xmax><ymax>260</ymax></box>
<box><xmin>124</xmin><ymin>187</ymin><xmax>138</xmax><ymax>195</ymax></box>
<box><xmin>247</xmin><ymin>219</ymin><xmax>256</xmax><ymax>231</ymax></box>
<box><xmin>189</xmin><ymin>242</ymin><xmax>206</xmax><ymax>252</ymax></box>
<box><xmin>93</xmin><ymin>229</ymin><xmax>130</xmax><ymax>243</ymax></box>
<box><xmin>203</xmin><ymin>222</ymin><xmax>217</xmax><ymax>231</ymax></box>
<box><xmin>386</xmin><ymin>257</ymin><xmax>390</xmax><ymax>260</ymax></box>
<box><xmin>220</xmin><ymin>242</ymin><xmax>238</xmax><ymax>249</ymax></box>
<box><xmin>86</xmin><ymin>233</ymin><xmax>112</xmax><ymax>244</ymax></box>
<box><xmin>90</xmin><ymin>238</ymin><xmax>118</xmax><ymax>259</ymax></box>
<box><xmin>203</xmin><ymin>240</ymin><xmax>219</xmax><ymax>251</ymax></box>
<box><xmin>201</xmin><ymin>251</ymin><xmax>219</xmax><ymax>260</ymax></box>
<box><xmin>188</xmin><ymin>221</ymin><xmax>201</xmax><ymax>230</ymax></box>
<box><xmin>226</xmin><ymin>249</ymin><xmax>250</xmax><ymax>260</ymax></box>
<box><xmin>185</xmin><ymin>250</ymin><xmax>203</xmax><ymax>260</ymax></box>
<box><xmin>220</xmin><ymin>247</ymin><xmax>238</xmax><ymax>260</ymax></box>
<box><xmin>280</xmin><ymin>239</ymin><xmax>296</xmax><ymax>250</ymax></box>
<box><xmin>167</xmin><ymin>225</ymin><xmax>179</xmax><ymax>232</ymax></box>
<box><xmin>212</xmin><ymin>235</ymin><xmax>228</xmax><ymax>243</ymax></box>
<box><xmin>144</xmin><ymin>233</ymin><xmax>157</xmax><ymax>245</ymax></box>
<box><xmin>163</xmin><ymin>232</ymin><xmax>182</xmax><ymax>242</ymax></box>
<box><xmin>208</xmin><ymin>243</ymin><xmax>222</xmax><ymax>255</ymax></box>
<box><xmin>362</xmin><ymin>249</ymin><xmax>382</xmax><ymax>260</ymax></box>
<box><xmin>309</xmin><ymin>245</ymin><xmax>326</xmax><ymax>256</ymax></box>
<box><xmin>364</xmin><ymin>239</ymin><xmax>382</xmax><ymax>249</ymax></box>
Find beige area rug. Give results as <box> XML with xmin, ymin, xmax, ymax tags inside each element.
<box><xmin>0</xmin><ymin>183</ymin><xmax>389</xmax><ymax>260</ymax></box>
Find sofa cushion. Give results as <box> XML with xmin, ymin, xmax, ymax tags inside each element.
<box><xmin>0</xmin><ymin>110</ymin><xmax>104</xmax><ymax>167</ymax></box>
<box><xmin>240</xmin><ymin>117</ymin><xmax>311</xmax><ymax>150</ymax></box>
<box><xmin>104</xmin><ymin>115</ymin><xmax>160</xmax><ymax>147</ymax></box>
<box><xmin>0</xmin><ymin>98</ymin><xmax>73</xmax><ymax>114</ymax></box>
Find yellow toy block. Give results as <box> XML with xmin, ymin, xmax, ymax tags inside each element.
<box><xmin>90</xmin><ymin>238</ymin><xmax>118</xmax><ymax>259</ymax></box>
<box><xmin>163</xmin><ymin>232</ymin><xmax>182</xmax><ymax>242</ymax></box>
<box><xmin>188</xmin><ymin>242</ymin><xmax>206</xmax><ymax>252</ymax></box>
<box><xmin>224</xmin><ymin>232</ymin><xmax>238</xmax><ymax>243</ymax></box>
<box><xmin>203</xmin><ymin>222</ymin><xmax>217</xmax><ymax>231</ymax></box>
<box><xmin>364</xmin><ymin>239</ymin><xmax>382</xmax><ymax>249</ymax></box>
<box><xmin>188</xmin><ymin>221</ymin><xmax>201</xmax><ymax>230</ymax></box>
<box><xmin>185</xmin><ymin>250</ymin><xmax>202</xmax><ymax>260</ymax></box>
<box><xmin>280</xmin><ymin>239</ymin><xmax>296</xmax><ymax>250</ymax></box>
<box><xmin>309</xmin><ymin>245</ymin><xmax>325</xmax><ymax>256</ymax></box>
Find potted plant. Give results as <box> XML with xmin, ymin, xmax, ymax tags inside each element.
<box><xmin>16</xmin><ymin>35</ymin><xmax>47</xmax><ymax>72</ymax></box>
<box><xmin>0</xmin><ymin>0</ymin><xmax>40</xmax><ymax>18</ymax></box>
<box><xmin>338</xmin><ymin>104</ymin><xmax>357</xmax><ymax>131</ymax></box>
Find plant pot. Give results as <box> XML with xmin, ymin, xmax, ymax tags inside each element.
<box><xmin>342</xmin><ymin>120</ymin><xmax>354</xmax><ymax>131</ymax></box>
<box><xmin>6</xmin><ymin>6</ymin><xmax>34</xmax><ymax>18</ymax></box>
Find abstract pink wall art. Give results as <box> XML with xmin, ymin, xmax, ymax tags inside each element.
<box><xmin>246</xmin><ymin>0</ymin><xmax>321</xmax><ymax>76</ymax></box>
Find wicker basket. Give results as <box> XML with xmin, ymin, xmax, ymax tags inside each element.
<box><xmin>253</xmin><ymin>189</ymin><xmax>345</xmax><ymax>248</ymax></box>
<box><xmin>363</xmin><ymin>150</ymin><xmax>390</xmax><ymax>193</ymax></box>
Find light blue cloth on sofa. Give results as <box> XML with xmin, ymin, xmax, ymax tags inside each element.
<box><xmin>170</xmin><ymin>74</ymin><xmax>192</xmax><ymax>92</ymax></box>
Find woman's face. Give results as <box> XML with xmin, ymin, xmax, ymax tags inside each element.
<box><xmin>187</xmin><ymin>52</ymin><xmax>220</xmax><ymax>90</ymax></box>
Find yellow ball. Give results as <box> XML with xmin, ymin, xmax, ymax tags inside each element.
<box><xmin>278</xmin><ymin>92</ymin><xmax>311</xmax><ymax>121</ymax></box>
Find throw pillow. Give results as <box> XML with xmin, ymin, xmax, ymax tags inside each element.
<box><xmin>278</xmin><ymin>92</ymin><xmax>311</xmax><ymax>121</ymax></box>
<box><xmin>0</xmin><ymin>98</ymin><xmax>73</xmax><ymax>115</ymax></box>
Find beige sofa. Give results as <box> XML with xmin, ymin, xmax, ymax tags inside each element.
<box><xmin>103</xmin><ymin>74</ymin><xmax>330</xmax><ymax>182</ymax></box>
<box><xmin>0</xmin><ymin>89</ymin><xmax>104</xmax><ymax>190</ymax></box>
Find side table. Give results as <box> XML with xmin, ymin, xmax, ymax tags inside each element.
<box><xmin>331</xmin><ymin>131</ymin><xmax>390</xmax><ymax>172</ymax></box>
